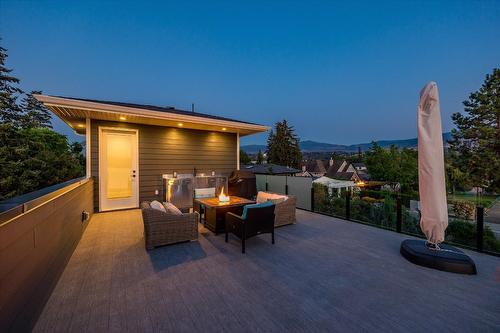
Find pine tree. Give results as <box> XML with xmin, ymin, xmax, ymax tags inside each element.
<box><xmin>449</xmin><ymin>68</ymin><xmax>500</xmax><ymax>192</ymax></box>
<box><xmin>0</xmin><ymin>44</ymin><xmax>24</xmax><ymax>127</ymax></box>
<box><xmin>256</xmin><ymin>150</ymin><xmax>264</xmax><ymax>164</ymax></box>
<box><xmin>266</xmin><ymin>120</ymin><xmax>302</xmax><ymax>168</ymax></box>
<box><xmin>239</xmin><ymin>149</ymin><xmax>251</xmax><ymax>164</ymax></box>
<box><xmin>21</xmin><ymin>91</ymin><xmax>52</xmax><ymax>128</ymax></box>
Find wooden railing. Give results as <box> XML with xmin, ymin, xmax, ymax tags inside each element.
<box><xmin>0</xmin><ymin>178</ymin><xmax>94</xmax><ymax>333</ymax></box>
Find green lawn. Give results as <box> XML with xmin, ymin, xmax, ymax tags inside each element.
<box><xmin>448</xmin><ymin>193</ymin><xmax>498</xmax><ymax>208</ymax></box>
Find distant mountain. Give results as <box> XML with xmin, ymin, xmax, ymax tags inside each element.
<box><xmin>241</xmin><ymin>132</ymin><xmax>452</xmax><ymax>153</ymax></box>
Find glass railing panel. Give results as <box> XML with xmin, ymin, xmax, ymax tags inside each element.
<box><xmin>313</xmin><ymin>183</ymin><xmax>346</xmax><ymax>218</ymax></box>
<box><xmin>255</xmin><ymin>174</ymin><xmax>267</xmax><ymax>192</ymax></box>
<box><xmin>267</xmin><ymin>175</ymin><xmax>287</xmax><ymax>194</ymax></box>
<box><xmin>287</xmin><ymin>176</ymin><xmax>312</xmax><ymax>210</ymax></box>
<box><xmin>351</xmin><ymin>189</ymin><xmax>397</xmax><ymax>230</ymax></box>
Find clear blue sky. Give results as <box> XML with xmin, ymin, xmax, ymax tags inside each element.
<box><xmin>1</xmin><ymin>1</ymin><xmax>499</xmax><ymax>145</ymax></box>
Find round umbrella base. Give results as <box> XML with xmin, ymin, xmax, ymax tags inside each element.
<box><xmin>400</xmin><ymin>239</ymin><xmax>477</xmax><ymax>275</ymax></box>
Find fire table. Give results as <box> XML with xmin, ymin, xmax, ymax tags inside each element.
<box><xmin>194</xmin><ymin>195</ymin><xmax>255</xmax><ymax>234</ymax></box>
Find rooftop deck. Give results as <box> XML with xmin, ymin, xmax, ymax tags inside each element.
<box><xmin>34</xmin><ymin>209</ymin><xmax>500</xmax><ymax>333</ymax></box>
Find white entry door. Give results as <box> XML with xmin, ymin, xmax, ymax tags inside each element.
<box><xmin>99</xmin><ymin>127</ymin><xmax>139</xmax><ymax>211</ymax></box>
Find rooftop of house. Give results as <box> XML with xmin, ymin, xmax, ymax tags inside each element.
<box><xmin>241</xmin><ymin>164</ymin><xmax>301</xmax><ymax>175</ymax></box>
<box><xmin>303</xmin><ymin>160</ymin><xmax>328</xmax><ymax>174</ymax></box>
<box><xmin>34</xmin><ymin>94</ymin><xmax>269</xmax><ymax>136</ymax></box>
<box><xmin>331</xmin><ymin>171</ymin><xmax>357</xmax><ymax>181</ymax></box>
<box><xmin>352</xmin><ymin>162</ymin><xmax>367</xmax><ymax>168</ymax></box>
<box><xmin>55</xmin><ymin>95</ymin><xmax>260</xmax><ymax>126</ymax></box>
<box><xmin>325</xmin><ymin>160</ymin><xmax>346</xmax><ymax>178</ymax></box>
<box><xmin>32</xmin><ymin>209</ymin><xmax>500</xmax><ymax>332</ymax></box>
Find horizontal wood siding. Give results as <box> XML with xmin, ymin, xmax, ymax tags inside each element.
<box><xmin>91</xmin><ymin>120</ymin><xmax>237</xmax><ymax>211</ymax></box>
<box><xmin>0</xmin><ymin>179</ymin><xmax>93</xmax><ymax>332</ymax></box>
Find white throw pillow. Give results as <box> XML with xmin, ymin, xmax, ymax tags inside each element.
<box><xmin>150</xmin><ymin>200</ymin><xmax>166</xmax><ymax>212</ymax></box>
<box><xmin>256</xmin><ymin>191</ymin><xmax>288</xmax><ymax>203</ymax></box>
<box><xmin>163</xmin><ymin>202</ymin><xmax>183</xmax><ymax>215</ymax></box>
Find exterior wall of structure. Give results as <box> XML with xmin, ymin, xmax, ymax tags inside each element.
<box><xmin>90</xmin><ymin>120</ymin><xmax>237</xmax><ymax>211</ymax></box>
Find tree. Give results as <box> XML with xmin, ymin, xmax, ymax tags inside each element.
<box><xmin>266</xmin><ymin>120</ymin><xmax>302</xmax><ymax>168</ymax></box>
<box><xmin>364</xmin><ymin>143</ymin><xmax>418</xmax><ymax>194</ymax></box>
<box><xmin>0</xmin><ymin>42</ymin><xmax>85</xmax><ymax>200</ymax></box>
<box><xmin>449</xmin><ymin>68</ymin><xmax>500</xmax><ymax>193</ymax></box>
<box><xmin>256</xmin><ymin>150</ymin><xmax>264</xmax><ymax>164</ymax></box>
<box><xmin>0</xmin><ymin>125</ymin><xmax>85</xmax><ymax>200</ymax></box>
<box><xmin>20</xmin><ymin>91</ymin><xmax>52</xmax><ymax>128</ymax></box>
<box><xmin>0</xmin><ymin>44</ymin><xmax>24</xmax><ymax>127</ymax></box>
<box><xmin>240</xmin><ymin>149</ymin><xmax>251</xmax><ymax>164</ymax></box>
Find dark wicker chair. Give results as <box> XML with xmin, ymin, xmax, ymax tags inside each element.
<box><xmin>225</xmin><ymin>204</ymin><xmax>275</xmax><ymax>253</ymax></box>
<box><xmin>140</xmin><ymin>201</ymin><xmax>198</xmax><ymax>250</ymax></box>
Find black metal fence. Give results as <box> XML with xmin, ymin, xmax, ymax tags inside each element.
<box><xmin>256</xmin><ymin>175</ymin><xmax>500</xmax><ymax>257</ymax></box>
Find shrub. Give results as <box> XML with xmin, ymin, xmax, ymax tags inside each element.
<box><xmin>452</xmin><ymin>200</ymin><xmax>475</xmax><ymax>220</ymax></box>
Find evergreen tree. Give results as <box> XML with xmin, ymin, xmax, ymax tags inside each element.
<box><xmin>239</xmin><ymin>149</ymin><xmax>251</xmax><ymax>164</ymax></box>
<box><xmin>21</xmin><ymin>91</ymin><xmax>52</xmax><ymax>128</ymax></box>
<box><xmin>449</xmin><ymin>68</ymin><xmax>500</xmax><ymax>192</ymax></box>
<box><xmin>266</xmin><ymin>120</ymin><xmax>302</xmax><ymax>168</ymax></box>
<box><xmin>0</xmin><ymin>44</ymin><xmax>24</xmax><ymax>127</ymax></box>
<box><xmin>256</xmin><ymin>150</ymin><xmax>264</xmax><ymax>164</ymax></box>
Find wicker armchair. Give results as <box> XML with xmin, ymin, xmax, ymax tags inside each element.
<box><xmin>274</xmin><ymin>195</ymin><xmax>297</xmax><ymax>227</ymax></box>
<box><xmin>140</xmin><ymin>201</ymin><xmax>198</xmax><ymax>250</ymax></box>
<box><xmin>256</xmin><ymin>192</ymin><xmax>297</xmax><ymax>227</ymax></box>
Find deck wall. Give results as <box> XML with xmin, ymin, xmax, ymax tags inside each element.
<box><xmin>90</xmin><ymin>120</ymin><xmax>237</xmax><ymax>211</ymax></box>
<box><xmin>0</xmin><ymin>179</ymin><xmax>93</xmax><ymax>332</ymax></box>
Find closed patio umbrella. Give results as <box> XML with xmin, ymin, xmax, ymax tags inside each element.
<box><xmin>417</xmin><ymin>81</ymin><xmax>447</xmax><ymax>244</ymax></box>
<box><xmin>400</xmin><ymin>82</ymin><xmax>476</xmax><ymax>274</ymax></box>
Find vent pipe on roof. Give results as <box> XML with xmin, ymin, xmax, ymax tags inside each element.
<box><xmin>191</xmin><ymin>103</ymin><xmax>195</xmax><ymax>113</ymax></box>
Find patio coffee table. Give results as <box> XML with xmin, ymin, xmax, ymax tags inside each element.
<box><xmin>194</xmin><ymin>196</ymin><xmax>255</xmax><ymax>234</ymax></box>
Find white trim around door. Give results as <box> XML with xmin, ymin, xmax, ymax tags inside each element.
<box><xmin>98</xmin><ymin>127</ymin><xmax>139</xmax><ymax>211</ymax></box>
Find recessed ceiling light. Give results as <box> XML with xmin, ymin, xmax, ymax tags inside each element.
<box><xmin>119</xmin><ymin>116</ymin><xmax>126</xmax><ymax>120</ymax></box>
<box><xmin>77</xmin><ymin>124</ymin><xmax>85</xmax><ymax>128</ymax></box>
<box><xmin>178</xmin><ymin>123</ymin><xmax>183</xmax><ymax>127</ymax></box>
<box><xmin>222</xmin><ymin>127</ymin><xmax>227</xmax><ymax>131</ymax></box>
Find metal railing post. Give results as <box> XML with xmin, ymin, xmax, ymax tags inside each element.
<box><xmin>476</xmin><ymin>206</ymin><xmax>484</xmax><ymax>252</ymax></box>
<box><xmin>346</xmin><ymin>189</ymin><xmax>351</xmax><ymax>220</ymax></box>
<box><xmin>396</xmin><ymin>196</ymin><xmax>402</xmax><ymax>233</ymax></box>
<box><xmin>265</xmin><ymin>182</ymin><xmax>268</xmax><ymax>191</ymax></box>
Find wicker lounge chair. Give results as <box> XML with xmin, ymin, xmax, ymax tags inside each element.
<box><xmin>256</xmin><ymin>191</ymin><xmax>297</xmax><ymax>227</ymax></box>
<box><xmin>140</xmin><ymin>201</ymin><xmax>198</xmax><ymax>250</ymax></box>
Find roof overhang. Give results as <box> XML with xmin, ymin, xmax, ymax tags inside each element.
<box><xmin>34</xmin><ymin>94</ymin><xmax>269</xmax><ymax>136</ymax></box>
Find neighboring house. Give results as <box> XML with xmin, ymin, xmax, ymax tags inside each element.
<box><xmin>300</xmin><ymin>159</ymin><xmax>328</xmax><ymax>177</ymax></box>
<box><xmin>34</xmin><ymin>95</ymin><xmax>268</xmax><ymax>212</ymax></box>
<box><xmin>242</xmin><ymin>164</ymin><xmax>300</xmax><ymax>175</ymax></box>
<box><xmin>325</xmin><ymin>159</ymin><xmax>349</xmax><ymax>178</ymax></box>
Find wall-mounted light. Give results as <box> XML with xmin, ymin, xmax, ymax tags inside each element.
<box><xmin>211</xmin><ymin>170</ymin><xmax>216</xmax><ymax>176</ymax></box>
<box><xmin>173</xmin><ymin>171</ymin><xmax>177</xmax><ymax>178</ymax></box>
<box><xmin>178</xmin><ymin>123</ymin><xmax>183</xmax><ymax>127</ymax></box>
<box><xmin>119</xmin><ymin>116</ymin><xmax>126</xmax><ymax>120</ymax></box>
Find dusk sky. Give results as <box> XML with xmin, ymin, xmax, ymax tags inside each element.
<box><xmin>1</xmin><ymin>1</ymin><xmax>499</xmax><ymax>145</ymax></box>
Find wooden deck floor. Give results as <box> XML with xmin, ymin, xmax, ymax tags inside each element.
<box><xmin>34</xmin><ymin>209</ymin><xmax>500</xmax><ymax>333</ymax></box>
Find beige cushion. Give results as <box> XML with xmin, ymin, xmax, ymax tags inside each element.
<box><xmin>150</xmin><ymin>200</ymin><xmax>166</xmax><ymax>212</ymax></box>
<box><xmin>256</xmin><ymin>191</ymin><xmax>288</xmax><ymax>203</ymax></box>
<box><xmin>163</xmin><ymin>202</ymin><xmax>183</xmax><ymax>215</ymax></box>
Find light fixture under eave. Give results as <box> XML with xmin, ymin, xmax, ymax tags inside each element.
<box><xmin>77</xmin><ymin>124</ymin><xmax>85</xmax><ymax>128</ymax></box>
<box><xmin>178</xmin><ymin>123</ymin><xmax>183</xmax><ymax>127</ymax></box>
<box><xmin>119</xmin><ymin>116</ymin><xmax>126</xmax><ymax>120</ymax></box>
<box><xmin>221</xmin><ymin>127</ymin><xmax>227</xmax><ymax>131</ymax></box>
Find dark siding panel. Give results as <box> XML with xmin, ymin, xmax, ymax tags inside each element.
<box><xmin>90</xmin><ymin>120</ymin><xmax>237</xmax><ymax>211</ymax></box>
